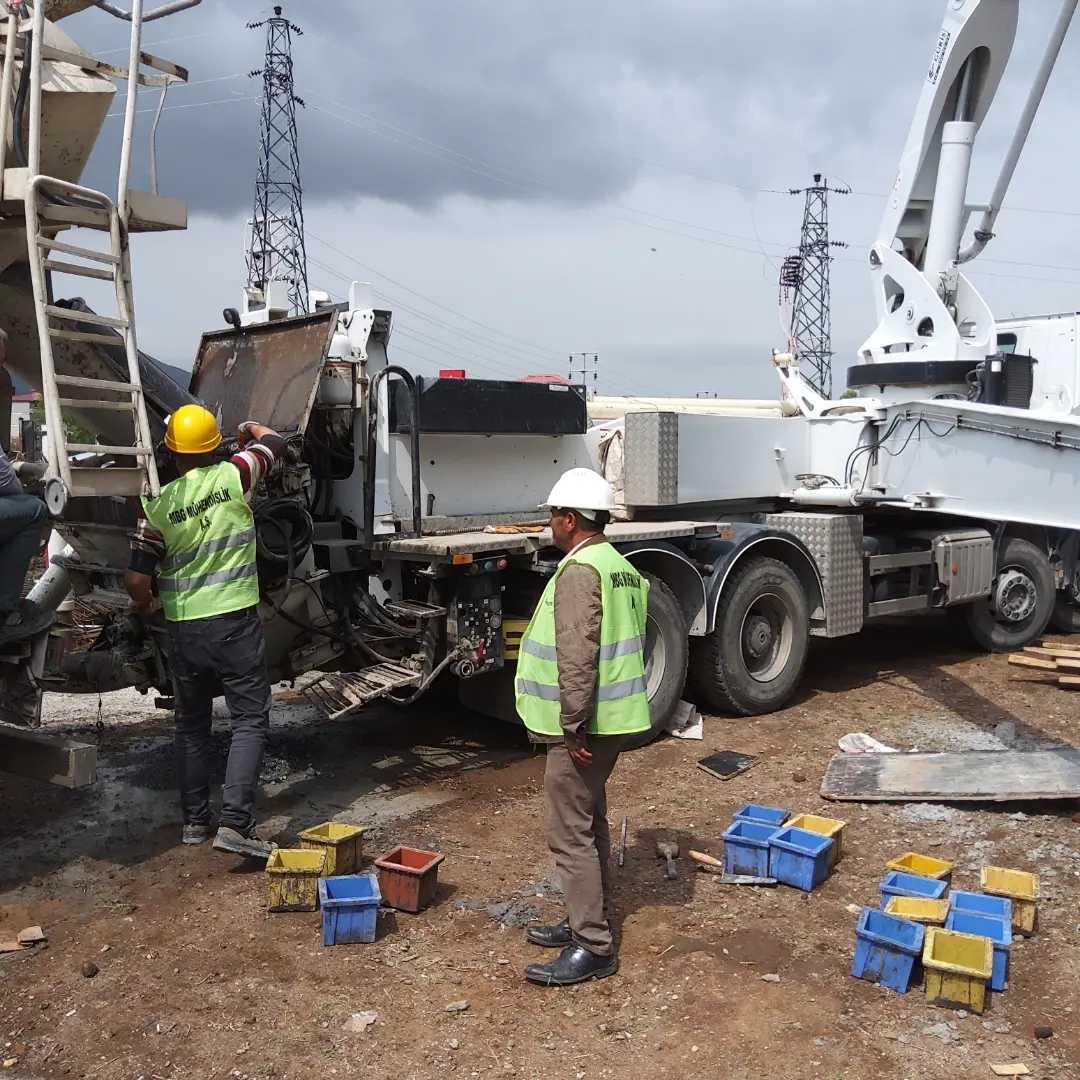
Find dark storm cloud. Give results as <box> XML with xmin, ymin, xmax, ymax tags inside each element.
<box><xmin>70</xmin><ymin>2</ymin><xmax>1074</xmax><ymax>217</ymax></box>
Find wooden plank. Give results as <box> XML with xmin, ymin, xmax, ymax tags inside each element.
<box><xmin>821</xmin><ymin>749</ymin><xmax>1080</xmax><ymax>802</ymax></box>
<box><xmin>0</xmin><ymin>725</ymin><xmax>97</xmax><ymax>788</ymax></box>
<box><xmin>1035</xmin><ymin>639</ymin><xmax>1080</xmax><ymax>653</ymax></box>
<box><xmin>1008</xmin><ymin>654</ymin><xmax>1056</xmax><ymax>670</ymax></box>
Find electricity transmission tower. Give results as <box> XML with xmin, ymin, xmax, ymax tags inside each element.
<box><xmin>779</xmin><ymin>174</ymin><xmax>848</xmax><ymax>398</ymax></box>
<box><xmin>245</xmin><ymin>6</ymin><xmax>308</xmax><ymax>315</ymax></box>
<box><xmin>568</xmin><ymin>353</ymin><xmax>599</xmax><ymax>398</ymax></box>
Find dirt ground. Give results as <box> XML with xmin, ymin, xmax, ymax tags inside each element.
<box><xmin>1</xmin><ymin>620</ymin><xmax>1078</xmax><ymax>1080</ymax></box>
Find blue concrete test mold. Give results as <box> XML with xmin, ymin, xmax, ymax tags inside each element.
<box><xmin>767</xmin><ymin>826</ymin><xmax>834</xmax><ymax>892</ymax></box>
<box><xmin>879</xmin><ymin>869</ymin><xmax>948</xmax><ymax>908</ymax></box>
<box><xmin>851</xmin><ymin>906</ymin><xmax>926</xmax><ymax>993</ymax></box>
<box><xmin>732</xmin><ymin>803</ymin><xmax>789</xmax><ymax>827</ymax></box>
<box><xmin>319</xmin><ymin>872</ymin><xmax>381</xmax><ymax>946</ymax></box>
<box><xmin>721</xmin><ymin>819</ymin><xmax>779</xmax><ymax>877</ymax></box>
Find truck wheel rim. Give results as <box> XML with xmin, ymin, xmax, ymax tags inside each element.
<box><xmin>994</xmin><ymin>568</ymin><xmax>1037</xmax><ymax>623</ymax></box>
<box><xmin>740</xmin><ymin>591</ymin><xmax>792</xmax><ymax>682</ymax></box>
<box><xmin>644</xmin><ymin>612</ymin><xmax>666</xmax><ymax>702</ymax></box>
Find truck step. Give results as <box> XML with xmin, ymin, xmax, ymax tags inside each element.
<box><xmin>303</xmin><ymin>661</ymin><xmax>423</xmax><ymax>720</ymax></box>
<box><xmin>383</xmin><ymin>600</ymin><xmax>447</xmax><ymax>620</ymax></box>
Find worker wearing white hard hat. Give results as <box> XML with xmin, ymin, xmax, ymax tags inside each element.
<box><xmin>516</xmin><ymin>468</ymin><xmax>651</xmax><ymax>986</ymax></box>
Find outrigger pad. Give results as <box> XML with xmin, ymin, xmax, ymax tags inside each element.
<box><xmin>821</xmin><ymin>749</ymin><xmax>1080</xmax><ymax>802</ymax></box>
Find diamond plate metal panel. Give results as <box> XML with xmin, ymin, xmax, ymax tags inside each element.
<box><xmin>766</xmin><ymin>512</ymin><xmax>864</xmax><ymax>637</ymax></box>
<box><xmin>932</xmin><ymin>531</ymin><xmax>993</xmax><ymax>604</ymax></box>
<box><xmin>623</xmin><ymin>411</ymin><xmax>679</xmax><ymax>507</ymax></box>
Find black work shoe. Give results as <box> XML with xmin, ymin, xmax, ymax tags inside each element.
<box><xmin>212</xmin><ymin>826</ymin><xmax>275</xmax><ymax>860</ymax></box>
<box><xmin>524</xmin><ymin>944</ymin><xmax>618</xmax><ymax>987</ymax></box>
<box><xmin>526</xmin><ymin>918</ymin><xmax>572</xmax><ymax>949</ymax></box>
<box><xmin>182</xmin><ymin>823</ymin><xmax>213</xmax><ymax>846</ymax></box>
<box><xmin>0</xmin><ymin>600</ymin><xmax>55</xmax><ymax>644</ymax></box>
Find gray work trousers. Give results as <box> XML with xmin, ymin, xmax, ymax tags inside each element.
<box><xmin>167</xmin><ymin>605</ymin><xmax>271</xmax><ymax>833</ymax></box>
<box><xmin>543</xmin><ymin>735</ymin><xmax>624</xmax><ymax>956</ymax></box>
<box><xmin>0</xmin><ymin>494</ymin><xmax>47</xmax><ymax>614</ymax></box>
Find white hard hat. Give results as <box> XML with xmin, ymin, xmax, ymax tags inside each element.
<box><xmin>541</xmin><ymin>468</ymin><xmax>616</xmax><ymax>518</ymax></box>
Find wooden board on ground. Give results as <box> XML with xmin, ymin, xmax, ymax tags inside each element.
<box><xmin>1037</xmin><ymin>639</ymin><xmax>1080</xmax><ymax>652</ymax></box>
<box><xmin>0</xmin><ymin>725</ymin><xmax>97</xmax><ymax>788</ymax></box>
<box><xmin>821</xmin><ymin>749</ymin><xmax>1080</xmax><ymax>802</ymax></box>
<box><xmin>1009</xmin><ymin>654</ymin><xmax>1055</xmax><ymax>670</ymax></box>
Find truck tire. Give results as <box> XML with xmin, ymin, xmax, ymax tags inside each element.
<box><xmin>623</xmin><ymin>573</ymin><xmax>689</xmax><ymax>751</ymax></box>
<box><xmin>1048</xmin><ymin>593</ymin><xmax>1080</xmax><ymax>635</ymax></box>
<box><xmin>689</xmin><ymin>556</ymin><xmax>809</xmax><ymax>716</ymax></box>
<box><xmin>962</xmin><ymin>537</ymin><xmax>1054</xmax><ymax>652</ymax></box>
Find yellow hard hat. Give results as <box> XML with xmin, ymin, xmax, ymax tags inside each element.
<box><xmin>164</xmin><ymin>404</ymin><xmax>222</xmax><ymax>454</ymax></box>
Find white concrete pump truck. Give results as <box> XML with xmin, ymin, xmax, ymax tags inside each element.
<box><xmin>4</xmin><ymin>0</ymin><xmax>1080</xmax><ymax>774</ymax></box>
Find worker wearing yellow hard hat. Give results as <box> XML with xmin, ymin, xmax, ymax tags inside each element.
<box><xmin>125</xmin><ymin>402</ymin><xmax>284</xmax><ymax>861</ymax></box>
<box><xmin>163</xmin><ymin>403</ymin><xmax>223</xmax><ymax>455</ymax></box>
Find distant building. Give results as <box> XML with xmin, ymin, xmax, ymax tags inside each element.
<box><xmin>521</xmin><ymin>374</ymin><xmax>572</xmax><ymax>384</ymax></box>
<box><xmin>10</xmin><ymin>391</ymin><xmax>40</xmax><ymax>448</ymax></box>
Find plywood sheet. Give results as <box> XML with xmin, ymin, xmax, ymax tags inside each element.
<box><xmin>821</xmin><ymin>749</ymin><xmax>1080</xmax><ymax>802</ymax></box>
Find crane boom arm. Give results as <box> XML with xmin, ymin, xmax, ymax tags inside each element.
<box><xmin>876</xmin><ymin>0</ymin><xmax>1017</xmax><ymax>266</ymax></box>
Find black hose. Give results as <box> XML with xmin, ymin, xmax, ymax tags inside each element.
<box><xmin>254</xmin><ymin>497</ymin><xmax>313</xmax><ymax>573</ymax></box>
<box><xmin>12</xmin><ymin>30</ymin><xmax>30</xmax><ymax>169</ymax></box>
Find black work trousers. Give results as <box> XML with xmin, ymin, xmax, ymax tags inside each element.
<box><xmin>0</xmin><ymin>493</ymin><xmax>47</xmax><ymax>614</ymax></box>
<box><xmin>167</xmin><ymin>605</ymin><xmax>271</xmax><ymax>833</ymax></box>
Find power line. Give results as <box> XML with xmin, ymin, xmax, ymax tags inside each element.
<box><xmin>304</xmin><ymin>95</ymin><xmax>1080</xmax><ymax>264</ymax></box>
<box><xmin>304</xmin><ymin>229</ymin><xmax>556</xmax><ymax>362</ymax></box>
<box><xmin>304</xmin><ymin>100</ymin><xmax>793</xmax><ymax>260</ymax></box>
<box><xmin>304</xmin><ymin>252</ymin><xmax>548</xmax><ymax>375</ymax></box>
<box><xmin>304</xmin><ymin>253</ymin><xmax>532</xmax><ymax>379</ymax></box>
<box><xmin>104</xmin><ymin>94</ymin><xmax>258</xmax><ymax>120</ymax></box>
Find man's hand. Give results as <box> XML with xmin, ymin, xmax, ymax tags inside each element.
<box><xmin>124</xmin><ymin>569</ymin><xmax>157</xmax><ymax>617</ymax></box>
<box><xmin>567</xmin><ymin>742</ymin><xmax>592</xmax><ymax>766</ymax></box>
<box><xmin>237</xmin><ymin>420</ymin><xmax>276</xmax><ymax>447</ymax></box>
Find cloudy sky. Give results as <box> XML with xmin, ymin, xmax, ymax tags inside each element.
<box><xmin>62</xmin><ymin>0</ymin><xmax>1080</xmax><ymax>397</ymax></box>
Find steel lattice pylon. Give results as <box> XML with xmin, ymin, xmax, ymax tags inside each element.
<box><xmin>780</xmin><ymin>174</ymin><xmax>848</xmax><ymax>399</ymax></box>
<box><xmin>245</xmin><ymin>7</ymin><xmax>308</xmax><ymax>315</ymax></box>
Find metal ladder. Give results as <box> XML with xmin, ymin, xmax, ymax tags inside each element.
<box><xmin>25</xmin><ymin>176</ymin><xmax>160</xmax><ymax>501</ymax></box>
<box><xmin>7</xmin><ymin>0</ymin><xmax>197</xmax><ymax>504</ymax></box>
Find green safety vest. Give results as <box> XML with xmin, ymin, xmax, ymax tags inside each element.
<box><xmin>515</xmin><ymin>541</ymin><xmax>651</xmax><ymax>737</ymax></box>
<box><xmin>141</xmin><ymin>460</ymin><xmax>259</xmax><ymax>622</ymax></box>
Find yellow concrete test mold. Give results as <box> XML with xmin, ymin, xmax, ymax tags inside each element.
<box><xmin>298</xmin><ymin>821</ymin><xmax>365</xmax><ymax>876</ymax></box>
<box><xmin>785</xmin><ymin>813</ymin><xmax>847</xmax><ymax>866</ymax></box>
<box><xmin>266</xmin><ymin>848</ymin><xmax>326</xmax><ymax>912</ymax></box>
<box><xmin>884</xmin><ymin>852</ymin><xmax>954</xmax><ymax>881</ymax></box>
<box><xmin>883</xmin><ymin>896</ymin><xmax>950</xmax><ymax>925</ymax></box>
<box><xmin>980</xmin><ymin>865</ymin><xmax>1039</xmax><ymax>936</ymax></box>
<box><xmin>922</xmin><ymin>927</ymin><xmax>993</xmax><ymax>1014</ymax></box>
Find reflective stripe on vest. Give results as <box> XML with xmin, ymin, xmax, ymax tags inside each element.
<box><xmin>141</xmin><ymin>461</ymin><xmax>260</xmax><ymax>622</ymax></box>
<box><xmin>161</xmin><ymin>526</ymin><xmax>257</xmax><ymax>573</ymax></box>
<box><xmin>514</xmin><ymin>541</ymin><xmax>651</xmax><ymax>737</ymax></box>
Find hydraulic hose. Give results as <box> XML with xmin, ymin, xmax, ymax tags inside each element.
<box><xmin>254</xmin><ymin>497</ymin><xmax>313</xmax><ymax>577</ymax></box>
